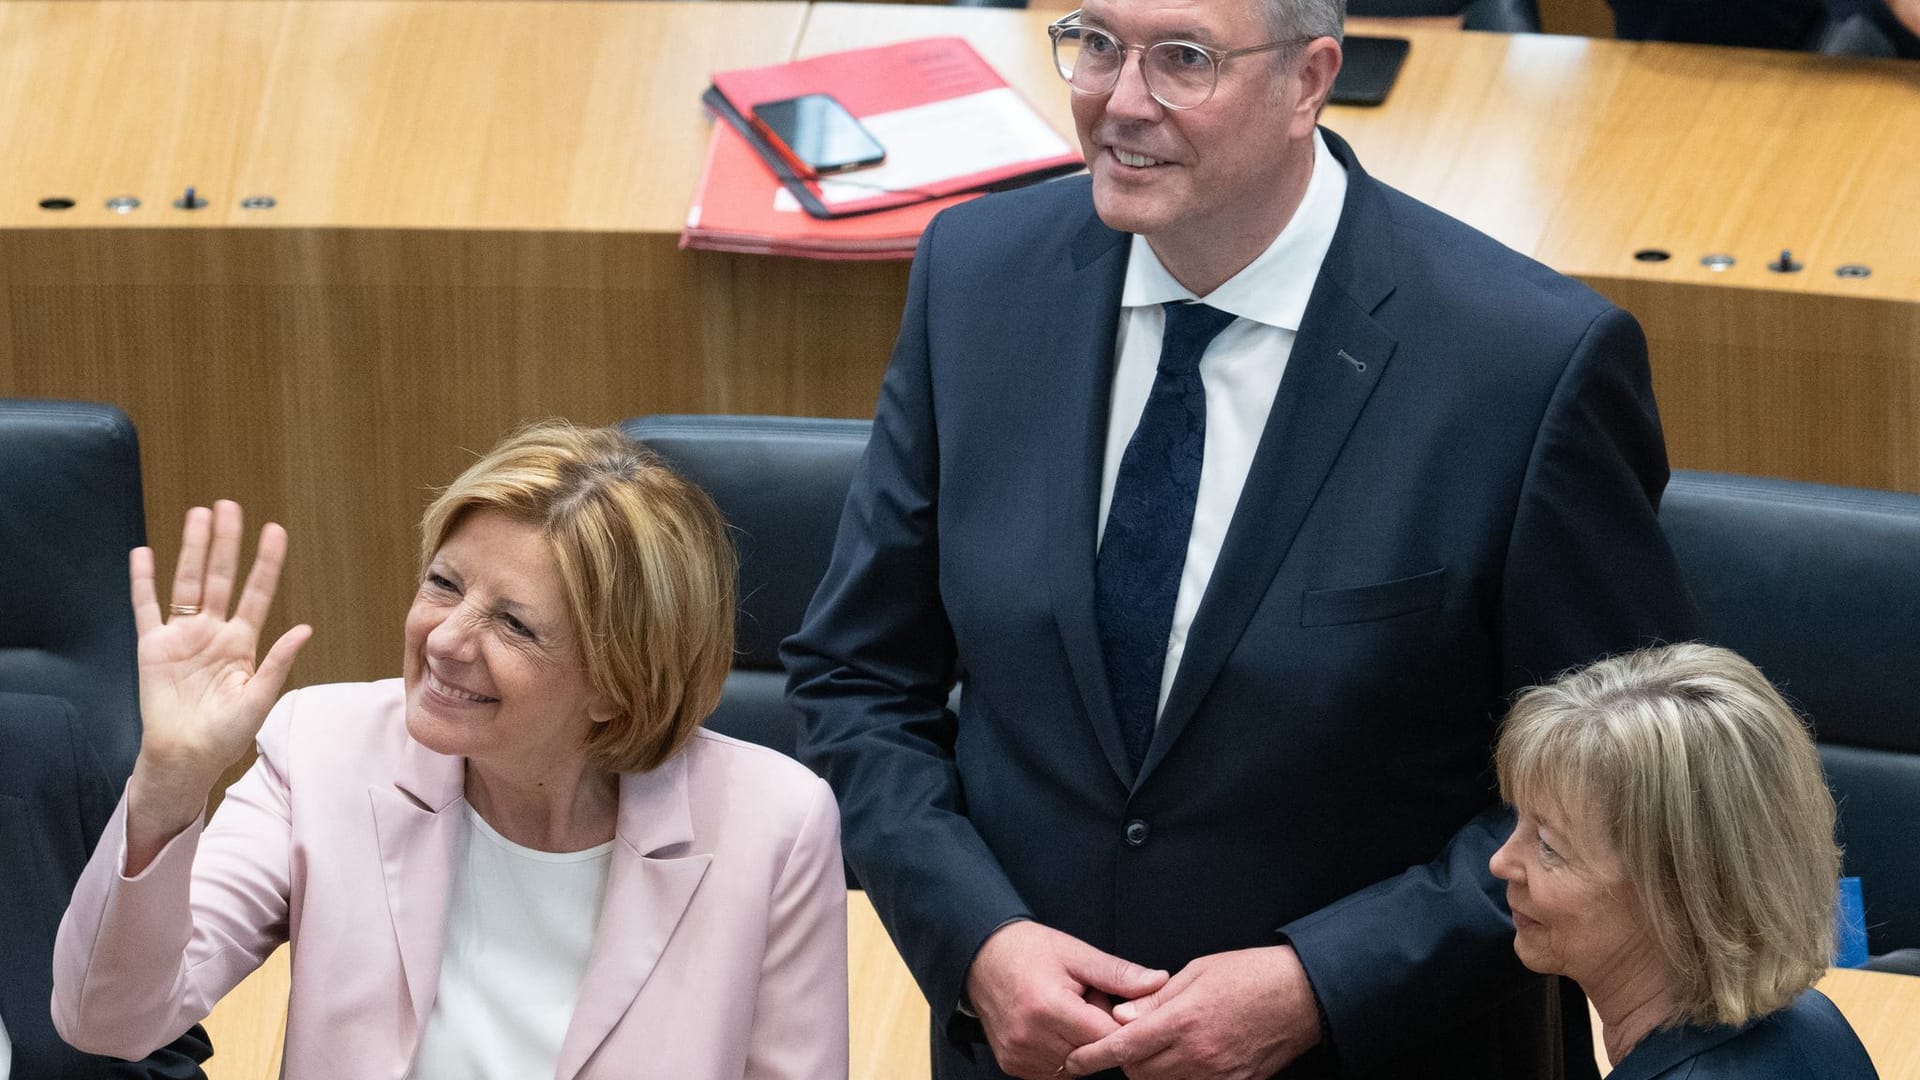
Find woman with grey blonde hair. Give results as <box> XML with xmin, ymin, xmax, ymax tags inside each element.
<box><xmin>1491</xmin><ymin>642</ymin><xmax>1875</xmax><ymax>1079</ymax></box>
<box><xmin>54</xmin><ymin>421</ymin><xmax>849</xmax><ymax>1079</ymax></box>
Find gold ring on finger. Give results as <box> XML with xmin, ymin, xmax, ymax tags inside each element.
<box><xmin>168</xmin><ymin>603</ymin><xmax>202</xmax><ymax>616</ymax></box>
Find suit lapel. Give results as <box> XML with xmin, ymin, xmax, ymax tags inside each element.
<box><xmin>554</xmin><ymin>751</ymin><xmax>710</xmax><ymax>1080</ymax></box>
<box><xmin>1043</xmin><ymin>205</ymin><xmax>1136</xmax><ymax>788</ymax></box>
<box><xmin>368</xmin><ymin>736</ymin><xmax>465</xmax><ymax>1040</ymax></box>
<box><xmin>1142</xmin><ymin>130</ymin><xmax>1401</xmax><ymax>783</ymax></box>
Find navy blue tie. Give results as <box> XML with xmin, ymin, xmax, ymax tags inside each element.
<box><xmin>1096</xmin><ymin>301</ymin><xmax>1239</xmax><ymax>774</ymax></box>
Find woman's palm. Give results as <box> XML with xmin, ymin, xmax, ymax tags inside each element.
<box><xmin>130</xmin><ymin>501</ymin><xmax>311</xmax><ymax>781</ymax></box>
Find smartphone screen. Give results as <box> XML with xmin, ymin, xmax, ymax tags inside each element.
<box><xmin>749</xmin><ymin>94</ymin><xmax>887</xmax><ymax>178</ymax></box>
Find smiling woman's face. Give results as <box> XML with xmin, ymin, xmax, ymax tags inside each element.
<box><xmin>401</xmin><ymin>509</ymin><xmax>614</xmax><ymax>771</ymax></box>
<box><xmin>1489</xmin><ymin>794</ymin><xmax>1654</xmax><ymax>988</ymax></box>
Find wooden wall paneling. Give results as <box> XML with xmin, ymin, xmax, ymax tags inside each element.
<box><xmin>1535</xmin><ymin>0</ymin><xmax>1617</xmax><ymax>38</ymax></box>
<box><xmin>0</xmin><ymin>224</ymin><xmax>909</xmax><ymax>692</ymax></box>
<box><xmin>1593</xmin><ymin>278</ymin><xmax>1920</xmax><ymax>491</ymax></box>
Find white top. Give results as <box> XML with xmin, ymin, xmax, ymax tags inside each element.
<box><xmin>408</xmin><ymin>805</ymin><xmax>616</xmax><ymax>1080</ymax></box>
<box><xmin>1</xmin><ymin>1008</ymin><xmax>12</xmax><ymax>1080</ymax></box>
<box><xmin>1098</xmin><ymin>128</ymin><xmax>1350</xmax><ymax>717</ymax></box>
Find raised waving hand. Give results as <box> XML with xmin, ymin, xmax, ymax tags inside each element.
<box><xmin>124</xmin><ymin>500</ymin><xmax>311</xmax><ymax>873</ymax></box>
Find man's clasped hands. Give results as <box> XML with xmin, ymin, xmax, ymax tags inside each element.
<box><xmin>966</xmin><ymin>919</ymin><xmax>1326</xmax><ymax>1079</ymax></box>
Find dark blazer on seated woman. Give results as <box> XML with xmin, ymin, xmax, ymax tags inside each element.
<box><xmin>0</xmin><ymin>691</ymin><xmax>211</xmax><ymax>1079</ymax></box>
<box><xmin>1604</xmin><ymin>989</ymin><xmax>1876</xmax><ymax>1080</ymax></box>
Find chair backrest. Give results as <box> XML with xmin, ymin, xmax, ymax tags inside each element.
<box><xmin>1349</xmin><ymin>0</ymin><xmax>1539</xmax><ymax>29</ymax></box>
<box><xmin>0</xmin><ymin>400</ymin><xmax>148</xmax><ymax>780</ymax></box>
<box><xmin>620</xmin><ymin>415</ymin><xmax>871</xmax><ymax>759</ymax></box>
<box><xmin>1660</xmin><ymin>470</ymin><xmax>1920</xmax><ymax>957</ymax></box>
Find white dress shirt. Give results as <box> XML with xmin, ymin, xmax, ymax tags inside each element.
<box><xmin>408</xmin><ymin>805</ymin><xmax>615</xmax><ymax>1080</ymax></box>
<box><xmin>1097</xmin><ymin>128</ymin><xmax>1349</xmax><ymax>718</ymax></box>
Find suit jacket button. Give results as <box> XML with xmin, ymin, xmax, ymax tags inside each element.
<box><xmin>1124</xmin><ymin>820</ymin><xmax>1149</xmax><ymax>847</ymax></box>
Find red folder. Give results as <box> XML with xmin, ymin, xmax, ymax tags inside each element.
<box><xmin>705</xmin><ymin>36</ymin><xmax>1083</xmax><ymax>219</ymax></box>
<box><xmin>681</xmin><ymin>120</ymin><xmax>973</xmax><ymax>260</ymax></box>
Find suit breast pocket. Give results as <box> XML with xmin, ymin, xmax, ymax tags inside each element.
<box><xmin>1299</xmin><ymin>567</ymin><xmax>1448</xmax><ymax>627</ymax></box>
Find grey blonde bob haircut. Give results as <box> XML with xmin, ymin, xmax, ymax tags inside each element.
<box><xmin>1497</xmin><ymin>643</ymin><xmax>1840</xmax><ymax>1028</ymax></box>
<box><xmin>420</xmin><ymin>421</ymin><xmax>737</xmax><ymax>775</ymax></box>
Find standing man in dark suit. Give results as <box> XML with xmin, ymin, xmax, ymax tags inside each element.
<box><xmin>1</xmin><ymin>692</ymin><xmax>212</xmax><ymax>1079</ymax></box>
<box><xmin>785</xmin><ymin>0</ymin><xmax>1699</xmax><ymax>1074</ymax></box>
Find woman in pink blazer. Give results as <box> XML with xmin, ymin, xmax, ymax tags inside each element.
<box><xmin>54</xmin><ymin>422</ymin><xmax>849</xmax><ymax>1080</ymax></box>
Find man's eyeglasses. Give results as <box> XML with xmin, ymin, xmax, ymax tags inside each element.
<box><xmin>1046</xmin><ymin>9</ymin><xmax>1312</xmax><ymax>111</ymax></box>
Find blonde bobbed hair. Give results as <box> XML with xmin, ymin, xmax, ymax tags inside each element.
<box><xmin>419</xmin><ymin>421</ymin><xmax>736</xmax><ymax>774</ymax></box>
<box><xmin>1497</xmin><ymin>643</ymin><xmax>1840</xmax><ymax>1028</ymax></box>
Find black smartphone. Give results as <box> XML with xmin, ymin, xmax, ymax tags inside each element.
<box><xmin>1331</xmin><ymin>35</ymin><xmax>1410</xmax><ymax>107</ymax></box>
<box><xmin>748</xmin><ymin>93</ymin><xmax>887</xmax><ymax>179</ymax></box>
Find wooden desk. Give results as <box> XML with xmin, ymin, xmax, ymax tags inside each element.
<box><xmin>1320</xmin><ymin>25</ymin><xmax>1920</xmax><ymax>492</ymax></box>
<box><xmin>849</xmin><ymin>889</ymin><xmax>933</xmax><ymax>1080</ymax></box>
<box><xmin>4</xmin><ymin>2</ymin><xmax>1919</xmax><ymax>693</ymax></box>
<box><xmin>202</xmin><ymin>945</ymin><xmax>290</xmax><ymax>1080</ymax></box>
<box><xmin>1817</xmin><ymin>967</ymin><xmax>1920</xmax><ymax>1078</ymax></box>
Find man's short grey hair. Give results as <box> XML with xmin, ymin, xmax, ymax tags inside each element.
<box><xmin>1264</xmin><ymin>0</ymin><xmax>1344</xmax><ymax>43</ymax></box>
<box><xmin>1496</xmin><ymin>643</ymin><xmax>1841</xmax><ymax>1029</ymax></box>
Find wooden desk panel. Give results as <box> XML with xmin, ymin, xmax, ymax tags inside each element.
<box><xmin>0</xmin><ymin>226</ymin><xmax>905</xmax><ymax>688</ymax></box>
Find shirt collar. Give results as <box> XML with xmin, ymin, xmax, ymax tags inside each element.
<box><xmin>1119</xmin><ymin>127</ymin><xmax>1349</xmax><ymax>331</ymax></box>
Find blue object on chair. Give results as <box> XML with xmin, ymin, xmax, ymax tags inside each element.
<box><xmin>1836</xmin><ymin>877</ymin><xmax>1869</xmax><ymax>968</ymax></box>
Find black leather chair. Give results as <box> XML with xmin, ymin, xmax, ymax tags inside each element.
<box><xmin>1351</xmin><ymin>0</ymin><xmax>1540</xmax><ymax>31</ymax></box>
<box><xmin>1660</xmin><ymin>470</ymin><xmax>1920</xmax><ymax>967</ymax></box>
<box><xmin>0</xmin><ymin>399</ymin><xmax>149</xmax><ymax>781</ymax></box>
<box><xmin>621</xmin><ymin>414</ymin><xmax>872</xmax><ymax>760</ymax></box>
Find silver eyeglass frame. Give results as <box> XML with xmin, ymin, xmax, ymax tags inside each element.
<box><xmin>1045</xmin><ymin>8</ymin><xmax>1313</xmax><ymax>110</ymax></box>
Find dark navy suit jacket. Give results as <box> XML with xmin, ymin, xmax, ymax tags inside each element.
<box><xmin>786</xmin><ymin>129</ymin><xmax>1700</xmax><ymax>1079</ymax></box>
<box><xmin>0</xmin><ymin>692</ymin><xmax>211</xmax><ymax>1079</ymax></box>
<box><xmin>1606</xmin><ymin>990</ymin><xmax>1877</xmax><ymax>1079</ymax></box>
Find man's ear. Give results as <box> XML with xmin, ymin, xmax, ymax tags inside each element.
<box><xmin>1294</xmin><ymin>37</ymin><xmax>1344</xmax><ymax>130</ymax></box>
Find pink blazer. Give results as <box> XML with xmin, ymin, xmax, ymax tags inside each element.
<box><xmin>53</xmin><ymin>680</ymin><xmax>849</xmax><ymax>1079</ymax></box>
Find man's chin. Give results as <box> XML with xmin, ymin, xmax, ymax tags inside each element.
<box><xmin>1090</xmin><ymin>184</ymin><xmax>1164</xmax><ymax>239</ymax></box>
